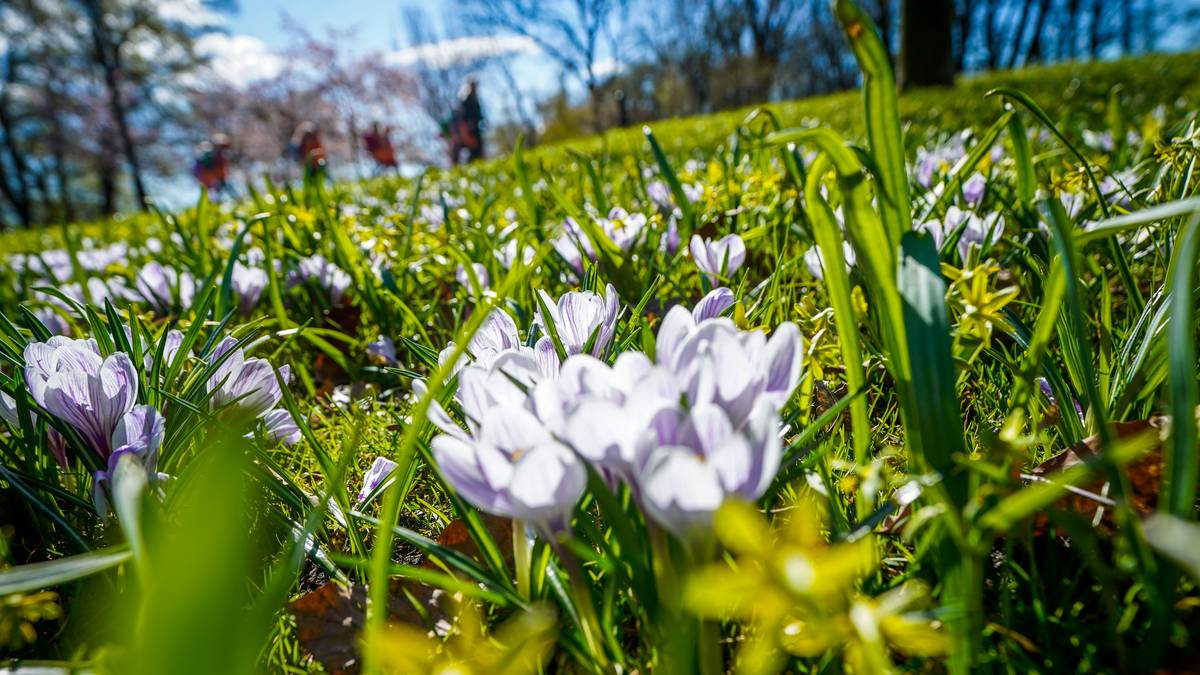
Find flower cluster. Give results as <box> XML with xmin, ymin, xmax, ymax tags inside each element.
<box><xmin>22</xmin><ymin>337</ymin><xmax>167</xmax><ymax>512</ymax></box>
<box><xmin>206</xmin><ymin>337</ymin><xmax>299</xmax><ymax>444</ymax></box>
<box><xmin>424</xmin><ymin>286</ymin><xmax>802</xmax><ymax>542</ymax></box>
<box><xmin>288</xmin><ymin>254</ymin><xmax>352</xmax><ymax>306</ymax></box>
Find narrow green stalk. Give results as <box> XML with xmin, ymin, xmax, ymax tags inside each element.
<box><xmin>806</xmin><ymin>154</ymin><xmax>873</xmax><ymax>515</ymax></box>
<box><xmin>552</xmin><ymin>540</ymin><xmax>612</xmax><ymax>672</ymax></box>
<box><xmin>834</xmin><ymin>0</ymin><xmax>912</xmax><ymax>244</ymax></box>
<box><xmin>1163</xmin><ymin>210</ymin><xmax>1200</xmax><ymax>517</ymax></box>
<box><xmin>697</xmin><ymin>616</ymin><xmax>722</xmax><ymax>675</ymax></box>
<box><xmin>514</xmin><ymin>519</ymin><xmax>532</xmax><ymax>599</ymax></box>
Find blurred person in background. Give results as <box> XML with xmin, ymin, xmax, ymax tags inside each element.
<box><xmin>451</xmin><ymin>76</ymin><xmax>484</xmax><ymax>165</ymax></box>
<box><xmin>363</xmin><ymin>122</ymin><xmax>397</xmax><ymax>173</ymax></box>
<box><xmin>290</xmin><ymin>121</ymin><xmax>327</xmax><ymax>182</ymax></box>
<box><xmin>192</xmin><ymin>133</ymin><xmax>232</xmax><ymax>198</ymax></box>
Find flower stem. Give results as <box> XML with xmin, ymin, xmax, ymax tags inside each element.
<box><xmin>513</xmin><ymin>519</ymin><xmax>531</xmax><ymax>599</ymax></box>
<box><xmin>552</xmin><ymin>540</ymin><xmax>611</xmax><ymax>672</ymax></box>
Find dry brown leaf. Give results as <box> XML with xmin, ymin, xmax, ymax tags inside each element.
<box><xmin>289</xmin><ymin>514</ymin><xmax>515</xmax><ymax>674</ymax></box>
<box><xmin>1031</xmin><ymin>417</ymin><xmax>1165</xmax><ymax>534</ymax></box>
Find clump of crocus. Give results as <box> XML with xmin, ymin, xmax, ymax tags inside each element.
<box><xmin>24</xmin><ymin>337</ymin><xmax>138</xmax><ymax>460</ymax></box>
<box><xmin>288</xmin><ymin>254</ymin><xmax>352</xmax><ymax>306</ymax></box>
<box><xmin>690</xmin><ymin>233</ymin><xmax>746</xmax><ymax>281</ymax></box>
<box><xmin>534</xmin><ymin>283</ymin><xmax>619</xmax><ymax>357</ymax></box>
<box><xmin>135</xmin><ymin>262</ymin><xmax>196</xmax><ymax>315</ymax></box>
<box><xmin>424</xmin><ymin>286</ymin><xmax>802</xmax><ymax>544</ymax></box>
<box><xmin>231</xmin><ymin>263</ymin><xmax>268</xmax><ymax>315</ymax></box>
<box><xmin>205</xmin><ymin>337</ymin><xmax>298</xmax><ymax>444</ymax></box>
<box><xmin>561</xmin><ymin>297</ymin><xmax>802</xmax><ymax>540</ymax></box>
<box><xmin>22</xmin><ymin>337</ymin><xmax>170</xmax><ymax>514</ymax></box>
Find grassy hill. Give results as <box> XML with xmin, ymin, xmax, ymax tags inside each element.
<box><xmin>527</xmin><ymin>51</ymin><xmax>1200</xmax><ymax>160</ymax></box>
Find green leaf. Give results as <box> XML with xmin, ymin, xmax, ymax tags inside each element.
<box><xmin>1079</xmin><ymin>196</ymin><xmax>1200</xmax><ymax>245</ymax></box>
<box><xmin>1162</xmin><ymin>211</ymin><xmax>1200</xmax><ymax>517</ymax></box>
<box><xmin>0</xmin><ymin>546</ymin><xmax>130</xmax><ymax>596</ymax></box>
<box><xmin>1144</xmin><ymin>514</ymin><xmax>1200</xmax><ymax>581</ymax></box>
<box><xmin>644</xmin><ymin>126</ymin><xmax>695</xmax><ymax>232</ymax></box>
<box><xmin>898</xmin><ymin>231</ymin><xmax>967</xmax><ymax>505</ymax></box>
<box><xmin>834</xmin><ymin>0</ymin><xmax>911</xmax><ymax>243</ymax></box>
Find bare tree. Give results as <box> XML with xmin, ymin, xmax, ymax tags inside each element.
<box><xmin>463</xmin><ymin>0</ymin><xmax>623</xmax><ymax>132</ymax></box>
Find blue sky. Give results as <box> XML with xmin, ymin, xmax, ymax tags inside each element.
<box><xmin>226</xmin><ymin>1</ymin><xmax>406</xmax><ymax>53</ymax></box>
<box><xmin>211</xmin><ymin>0</ymin><xmax>565</xmax><ymax>122</ymax></box>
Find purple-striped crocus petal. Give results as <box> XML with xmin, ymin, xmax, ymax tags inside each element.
<box><xmin>761</xmin><ymin>322</ymin><xmax>803</xmax><ymax>405</ymax></box>
<box><xmin>478</xmin><ymin>406</ymin><xmax>553</xmax><ymax>460</ymax></box>
<box><xmin>655</xmin><ymin>305</ymin><xmax>697</xmax><ymax>370</ymax></box>
<box><xmin>541</xmin><ymin>286</ymin><xmax>615</xmax><ymax>356</ymax></box>
<box><xmin>557</xmin><ymin>354</ymin><xmax>621</xmax><ymax>402</ymax></box>
<box><xmin>687</xmin><ymin>403</ymin><xmax>735</xmax><ymax>459</ymax></box>
<box><xmin>431</xmin><ymin>434</ymin><xmax>514</xmax><ymax>516</ymax></box>
<box><xmin>470</xmin><ymin>309</ymin><xmax>522</xmax><ymax>358</ymax></box>
<box><xmin>742</xmin><ymin>398</ymin><xmax>784</xmax><ymax>499</ymax></box>
<box><xmin>508</xmin><ymin>441</ymin><xmax>587</xmax><ymax>535</ymax></box>
<box><xmin>357</xmin><ymin>455</ymin><xmax>398</xmax><ymax>503</ymax></box>
<box><xmin>710</xmin><ymin>335</ymin><xmax>760</xmax><ymax>427</ymax></box>
<box><xmin>692</xmin><ymin>287</ymin><xmax>735</xmax><ymax>322</ymax></box>
<box><xmin>110</xmin><ymin>404</ymin><xmax>165</xmax><ymax>471</ymax></box>
<box><xmin>39</xmin><ymin>351</ymin><xmax>137</xmax><ymax>460</ymax></box>
<box><xmin>637</xmin><ymin>446</ymin><xmax>725</xmax><ymax>541</ymax></box>
<box><xmin>263</xmin><ymin>408</ymin><xmax>301</xmax><ymax>446</ymax></box>
<box><xmin>227</xmin><ymin>359</ymin><xmax>284</xmax><ymax>419</ymax></box>
<box><xmin>533</xmin><ymin>337</ymin><xmax>561</xmax><ymax>377</ymax></box>
<box><xmin>24</xmin><ymin>338</ymin><xmax>103</xmax><ymax>409</ymax></box>
<box><xmin>563</xmin><ymin>398</ymin><xmax>639</xmax><ymax>468</ymax></box>
<box><xmin>612</xmin><ymin>351</ymin><xmax>653</xmax><ymax>391</ymax></box>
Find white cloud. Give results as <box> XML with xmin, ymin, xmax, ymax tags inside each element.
<box><xmin>196</xmin><ymin>32</ymin><xmax>285</xmax><ymax>87</ymax></box>
<box><xmin>592</xmin><ymin>58</ymin><xmax>622</xmax><ymax>79</ymax></box>
<box><xmin>385</xmin><ymin>35</ymin><xmax>538</xmax><ymax>69</ymax></box>
<box><xmin>157</xmin><ymin>0</ymin><xmax>224</xmax><ymax>28</ymax></box>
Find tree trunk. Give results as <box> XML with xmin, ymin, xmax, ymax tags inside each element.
<box><xmin>99</xmin><ymin>153</ymin><xmax>118</xmax><ymax>217</ymax></box>
<box><xmin>1065</xmin><ymin>0</ymin><xmax>1080</xmax><ymax>59</ymax></box>
<box><xmin>954</xmin><ymin>0</ymin><xmax>976</xmax><ymax>73</ymax></box>
<box><xmin>0</xmin><ymin>106</ymin><xmax>33</xmax><ymax>227</ymax></box>
<box><xmin>901</xmin><ymin>0</ymin><xmax>956</xmax><ymax>88</ymax></box>
<box><xmin>85</xmin><ymin>0</ymin><xmax>149</xmax><ymax>211</ymax></box>
<box><xmin>1024</xmin><ymin>0</ymin><xmax>1051</xmax><ymax>63</ymax></box>
<box><xmin>1007</xmin><ymin>0</ymin><xmax>1035</xmax><ymax>68</ymax></box>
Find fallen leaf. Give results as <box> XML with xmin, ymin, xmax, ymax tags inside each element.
<box><xmin>1030</xmin><ymin>417</ymin><xmax>1165</xmax><ymax>533</ymax></box>
<box><xmin>289</xmin><ymin>514</ymin><xmax>515</xmax><ymax>673</ymax></box>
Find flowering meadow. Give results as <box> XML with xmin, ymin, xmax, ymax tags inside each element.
<box><xmin>3</xmin><ymin>5</ymin><xmax>1200</xmax><ymax>674</ymax></box>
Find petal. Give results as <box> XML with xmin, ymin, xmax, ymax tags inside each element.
<box><xmin>637</xmin><ymin>447</ymin><xmax>724</xmax><ymax>540</ymax></box>
<box><xmin>655</xmin><ymin>305</ymin><xmax>696</xmax><ymax>369</ymax></box>
<box><xmin>431</xmin><ymin>434</ymin><xmax>514</xmax><ymax>516</ymax></box>
<box><xmin>692</xmin><ymin>287</ymin><xmax>735</xmax><ymax>322</ymax></box>
<box><xmin>509</xmin><ymin>442</ymin><xmax>586</xmax><ymax>528</ymax></box>
<box><xmin>762</xmin><ymin>322</ymin><xmax>803</xmax><ymax>403</ymax></box>
<box><xmin>563</xmin><ymin>398</ymin><xmax>636</xmax><ymax>467</ymax></box>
